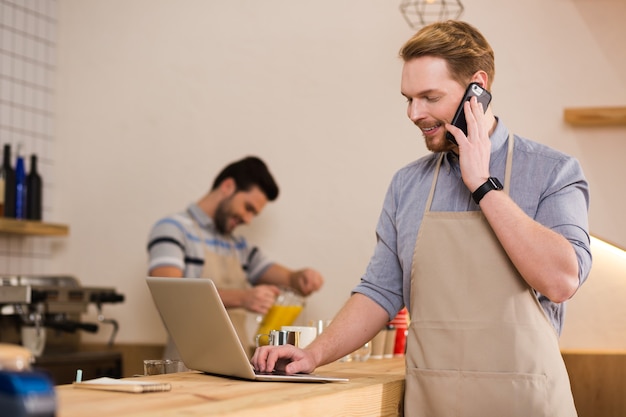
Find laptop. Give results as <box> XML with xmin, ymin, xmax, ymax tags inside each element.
<box><xmin>146</xmin><ymin>277</ymin><xmax>348</xmax><ymax>383</ymax></box>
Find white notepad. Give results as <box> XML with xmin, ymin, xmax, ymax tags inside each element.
<box><xmin>73</xmin><ymin>377</ymin><xmax>171</xmax><ymax>393</ymax></box>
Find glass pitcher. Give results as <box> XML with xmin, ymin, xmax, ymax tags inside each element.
<box><xmin>255</xmin><ymin>289</ymin><xmax>304</xmax><ymax>345</ymax></box>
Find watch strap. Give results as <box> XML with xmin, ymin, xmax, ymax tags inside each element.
<box><xmin>472</xmin><ymin>177</ymin><xmax>503</xmax><ymax>204</ymax></box>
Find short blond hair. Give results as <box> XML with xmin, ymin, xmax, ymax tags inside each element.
<box><xmin>399</xmin><ymin>20</ymin><xmax>495</xmax><ymax>90</ymax></box>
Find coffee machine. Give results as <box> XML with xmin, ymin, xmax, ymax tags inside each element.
<box><xmin>0</xmin><ymin>275</ymin><xmax>125</xmax><ymax>384</ymax></box>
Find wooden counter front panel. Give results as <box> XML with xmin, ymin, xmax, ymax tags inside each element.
<box><xmin>562</xmin><ymin>350</ymin><xmax>626</xmax><ymax>417</ymax></box>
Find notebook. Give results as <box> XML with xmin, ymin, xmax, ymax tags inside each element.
<box><xmin>74</xmin><ymin>377</ymin><xmax>171</xmax><ymax>393</ymax></box>
<box><xmin>146</xmin><ymin>277</ymin><xmax>348</xmax><ymax>383</ymax></box>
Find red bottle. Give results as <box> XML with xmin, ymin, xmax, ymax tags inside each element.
<box><xmin>389</xmin><ymin>308</ymin><xmax>409</xmax><ymax>356</ymax></box>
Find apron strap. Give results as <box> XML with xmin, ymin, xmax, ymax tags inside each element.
<box><xmin>504</xmin><ymin>134</ymin><xmax>514</xmax><ymax>195</ymax></box>
<box><xmin>425</xmin><ymin>154</ymin><xmax>444</xmax><ymax>210</ymax></box>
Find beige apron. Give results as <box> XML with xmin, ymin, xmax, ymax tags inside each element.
<box><xmin>404</xmin><ymin>136</ymin><xmax>577</xmax><ymax>417</ymax></box>
<box><xmin>194</xmin><ymin>220</ymin><xmax>254</xmax><ymax>355</ymax></box>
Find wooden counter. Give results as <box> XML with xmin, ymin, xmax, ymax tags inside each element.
<box><xmin>561</xmin><ymin>350</ymin><xmax>626</xmax><ymax>417</ymax></box>
<box><xmin>56</xmin><ymin>357</ymin><xmax>406</xmax><ymax>417</ymax></box>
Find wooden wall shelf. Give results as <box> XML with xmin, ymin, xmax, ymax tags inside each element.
<box><xmin>0</xmin><ymin>218</ymin><xmax>69</xmax><ymax>236</ymax></box>
<box><xmin>564</xmin><ymin>106</ymin><xmax>626</xmax><ymax>126</ymax></box>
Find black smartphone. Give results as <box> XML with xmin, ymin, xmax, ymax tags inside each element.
<box><xmin>445</xmin><ymin>82</ymin><xmax>492</xmax><ymax>145</ymax></box>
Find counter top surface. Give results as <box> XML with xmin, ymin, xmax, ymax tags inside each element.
<box><xmin>56</xmin><ymin>357</ymin><xmax>406</xmax><ymax>417</ymax></box>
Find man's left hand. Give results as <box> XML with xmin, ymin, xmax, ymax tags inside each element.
<box><xmin>290</xmin><ymin>268</ymin><xmax>324</xmax><ymax>296</ymax></box>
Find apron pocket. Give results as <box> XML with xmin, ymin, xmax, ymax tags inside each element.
<box><xmin>405</xmin><ymin>367</ymin><xmax>548</xmax><ymax>417</ymax></box>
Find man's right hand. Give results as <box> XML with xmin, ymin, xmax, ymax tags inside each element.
<box><xmin>250</xmin><ymin>344</ymin><xmax>318</xmax><ymax>375</ymax></box>
<box><xmin>241</xmin><ymin>285</ymin><xmax>281</xmax><ymax>314</ymax></box>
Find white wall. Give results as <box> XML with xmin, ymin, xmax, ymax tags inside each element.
<box><xmin>53</xmin><ymin>0</ymin><xmax>626</xmax><ymax>348</ymax></box>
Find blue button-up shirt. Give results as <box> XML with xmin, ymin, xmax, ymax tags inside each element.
<box><xmin>353</xmin><ymin>119</ymin><xmax>591</xmax><ymax>334</ymax></box>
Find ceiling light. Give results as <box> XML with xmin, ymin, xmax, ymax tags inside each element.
<box><xmin>399</xmin><ymin>0</ymin><xmax>465</xmax><ymax>30</ymax></box>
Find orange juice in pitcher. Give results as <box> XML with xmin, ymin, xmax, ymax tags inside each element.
<box><xmin>256</xmin><ymin>289</ymin><xmax>304</xmax><ymax>345</ymax></box>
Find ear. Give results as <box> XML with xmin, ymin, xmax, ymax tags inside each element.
<box><xmin>219</xmin><ymin>177</ymin><xmax>237</xmax><ymax>197</ymax></box>
<box><xmin>471</xmin><ymin>71</ymin><xmax>489</xmax><ymax>90</ymax></box>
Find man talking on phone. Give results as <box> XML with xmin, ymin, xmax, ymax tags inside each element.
<box><xmin>252</xmin><ymin>20</ymin><xmax>591</xmax><ymax>416</ymax></box>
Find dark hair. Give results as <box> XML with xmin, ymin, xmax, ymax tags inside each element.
<box><xmin>399</xmin><ymin>20</ymin><xmax>495</xmax><ymax>90</ymax></box>
<box><xmin>212</xmin><ymin>156</ymin><xmax>279</xmax><ymax>201</ymax></box>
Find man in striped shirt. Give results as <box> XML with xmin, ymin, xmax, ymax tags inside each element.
<box><xmin>147</xmin><ymin>156</ymin><xmax>324</xmax><ymax>357</ymax></box>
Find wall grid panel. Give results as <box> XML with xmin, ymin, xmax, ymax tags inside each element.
<box><xmin>0</xmin><ymin>0</ymin><xmax>58</xmax><ymax>274</ymax></box>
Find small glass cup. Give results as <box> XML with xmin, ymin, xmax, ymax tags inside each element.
<box><xmin>21</xmin><ymin>325</ymin><xmax>46</xmax><ymax>357</ymax></box>
<box><xmin>143</xmin><ymin>359</ymin><xmax>187</xmax><ymax>375</ymax></box>
<box><xmin>370</xmin><ymin>329</ymin><xmax>387</xmax><ymax>359</ymax></box>
<box><xmin>383</xmin><ymin>326</ymin><xmax>397</xmax><ymax>358</ymax></box>
<box><xmin>309</xmin><ymin>319</ymin><xmax>332</xmax><ymax>336</ymax></box>
<box><xmin>340</xmin><ymin>341</ymin><xmax>372</xmax><ymax>363</ymax></box>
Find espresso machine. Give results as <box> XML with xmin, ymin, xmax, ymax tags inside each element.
<box><xmin>0</xmin><ymin>275</ymin><xmax>125</xmax><ymax>384</ymax></box>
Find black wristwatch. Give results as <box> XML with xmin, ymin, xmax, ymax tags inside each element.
<box><xmin>472</xmin><ymin>177</ymin><xmax>503</xmax><ymax>204</ymax></box>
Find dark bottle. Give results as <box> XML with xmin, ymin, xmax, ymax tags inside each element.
<box><xmin>1</xmin><ymin>144</ymin><xmax>16</xmax><ymax>218</ymax></box>
<box><xmin>26</xmin><ymin>154</ymin><xmax>42</xmax><ymax>220</ymax></box>
<box><xmin>15</xmin><ymin>150</ymin><xmax>26</xmax><ymax>219</ymax></box>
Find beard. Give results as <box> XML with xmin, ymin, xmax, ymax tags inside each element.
<box><xmin>415</xmin><ymin>122</ymin><xmax>455</xmax><ymax>152</ymax></box>
<box><xmin>424</xmin><ymin>132</ymin><xmax>455</xmax><ymax>153</ymax></box>
<box><xmin>213</xmin><ymin>197</ymin><xmax>235</xmax><ymax>235</ymax></box>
